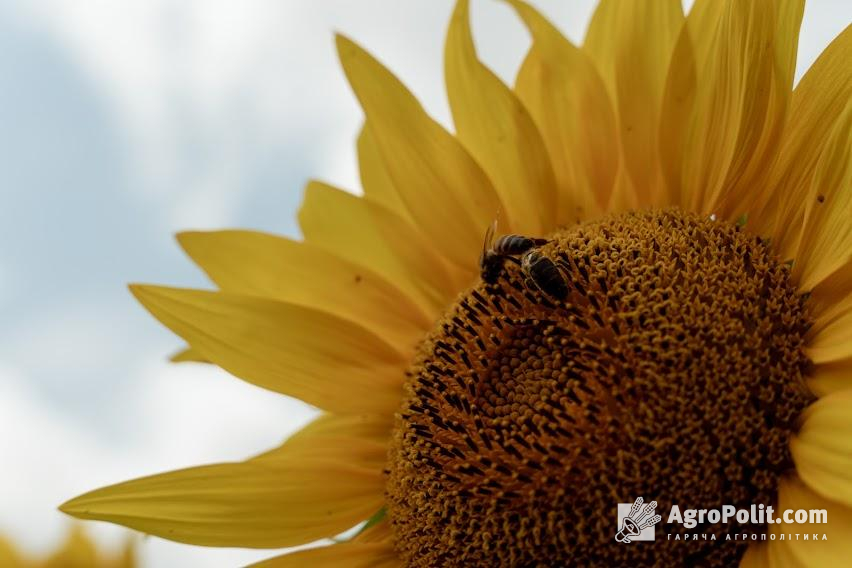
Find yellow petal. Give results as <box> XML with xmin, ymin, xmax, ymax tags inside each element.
<box><xmin>808</xmin><ymin>361</ymin><xmax>852</xmax><ymax>397</ymax></box>
<box><xmin>299</xmin><ymin>181</ymin><xmax>464</xmax><ymax>315</ymax></box>
<box><xmin>791</xmin><ymin>391</ymin><xmax>852</xmax><ymax>508</ymax></box>
<box><xmin>791</xmin><ymin>103</ymin><xmax>852</xmax><ymax>290</ymax></box>
<box><xmin>657</xmin><ymin>0</ymin><xmax>719</xmax><ymax>208</ymax></box>
<box><xmin>177</xmin><ymin>230</ymin><xmax>431</xmax><ymax>352</ymax></box>
<box><xmin>336</xmin><ymin>35</ymin><xmax>502</xmax><ymax>270</ymax></box>
<box><xmin>61</xmin><ymin>459</ymin><xmax>383</xmax><ymax>549</ymax></box>
<box><xmin>445</xmin><ymin>0</ymin><xmax>558</xmax><ymax>233</ymax></box>
<box><xmin>582</xmin><ymin>0</ymin><xmax>617</xmax><ymax>95</ymax></box>
<box><xmin>613</xmin><ymin>0</ymin><xmax>683</xmax><ymax>207</ymax></box>
<box><xmin>130</xmin><ymin>285</ymin><xmax>405</xmax><ymax>414</ymax></box>
<box><xmin>584</xmin><ymin>0</ymin><xmax>684</xmax><ymax>207</ymax></box>
<box><xmin>357</xmin><ymin>124</ymin><xmax>411</xmax><ymax>222</ymax></box>
<box><xmin>809</xmin><ymin>261</ymin><xmax>852</xmax><ymax>336</ymax></box>
<box><xmin>754</xmin><ymin>24</ymin><xmax>852</xmax><ymax>253</ymax></box>
<box><xmin>0</xmin><ymin>537</ymin><xmax>23</xmax><ymax>568</ymax></box>
<box><xmin>605</xmin><ymin>168</ymin><xmax>640</xmax><ymax>214</ymax></box>
<box><xmin>169</xmin><ymin>346</ymin><xmax>207</xmax><ymax>363</ymax></box>
<box><xmin>508</xmin><ymin>0</ymin><xmax>616</xmax><ymax>218</ymax></box>
<box><xmin>807</xmin><ymin>307</ymin><xmax>852</xmax><ymax>365</ymax></box>
<box><xmin>721</xmin><ymin>0</ymin><xmax>803</xmax><ymax>218</ymax></box>
<box><xmin>61</xmin><ymin>413</ymin><xmax>389</xmax><ymax>549</ymax></box>
<box><xmin>661</xmin><ymin>0</ymin><xmax>803</xmax><ymax>216</ymax></box>
<box><xmin>112</xmin><ymin>538</ymin><xmax>138</xmax><ymax>568</ymax></box>
<box><xmin>42</xmin><ymin>525</ymin><xmax>98</xmax><ymax>568</ymax></box>
<box><xmin>766</xmin><ymin>476</ymin><xmax>852</xmax><ymax>566</ymax></box>
<box><xmin>353</xmin><ymin>517</ymin><xmax>393</xmax><ymax>544</ymax></box>
<box><xmin>251</xmin><ymin>542</ymin><xmax>399</xmax><ymax>568</ymax></box>
<box><xmin>253</xmin><ymin>413</ymin><xmax>391</xmax><ymax>470</ymax></box>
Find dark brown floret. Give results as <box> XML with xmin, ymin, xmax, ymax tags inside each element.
<box><xmin>386</xmin><ymin>209</ymin><xmax>814</xmax><ymax>567</ymax></box>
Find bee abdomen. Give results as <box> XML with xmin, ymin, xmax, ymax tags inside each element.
<box><xmin>523</xmin><ymin>253</ymin><xmax>569</xmax><ymax>300</ymax></box>
<box><xmin>494</xmin><ymin>235</ymin><xmax>548</xmax><ymax>256</ymax></box>
<box><xmin>533</xmin><ymin>263</ymin><xmax>568</xmax><ymax>299</ymax></box>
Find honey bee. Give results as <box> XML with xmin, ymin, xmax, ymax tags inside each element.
<box><xmin>521</xmin><ymin>250</ymin><xmax>569</xmax><ymax>300</ymax></box>
<box><xmin>479</xmin><ymin>220</ymin><xmax>548</xmax><ymax>284</ymax></box>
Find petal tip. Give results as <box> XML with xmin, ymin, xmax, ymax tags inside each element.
<box><xmin>58</xmin><ymin>495</ymin><xmax>88</xmax><ymax>518</ymax></box>
<box><xmin>174</xmin><ymin>230</ymin><xmax>202</xmax><ymax>249</ymax></box>
<box><xmin>127</xmin><ymin>283</ymin><xmax>158</xmax><ymax>302</ymax></box>
<box><xmin>449</xmin><ymin>0</ymin><xmax>472</xmax><ymax>33</ymax></box>
<box><xmin>334</xmin><ymin>33</ymin><xmax>360</xmax><ymax>63</ymax></box>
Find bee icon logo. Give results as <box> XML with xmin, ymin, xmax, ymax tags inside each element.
<box><xmin>615</xmin><ymin>497</ymin><xmax>661</xmax><ymax>543</ymax></box>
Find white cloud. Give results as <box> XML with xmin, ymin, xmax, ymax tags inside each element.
<box><xmin>0</xmin><ymin>367</ymin><xmax>124</xmax><ymax>556</ymax></box>
<box><xmin>2</xmin><ymin>304</ymin><xmax>132</xmax><ymax>387</ymax></box>
<box><xmin>8</xmin><ymin>0</ymin><xmax>604</xmax><ymax>232</ymax></box>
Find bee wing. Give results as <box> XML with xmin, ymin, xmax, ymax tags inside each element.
<box><xmin>481</xmin><ymin>218</ymin><xmax>497</xmax><ymax>262</ymax></box>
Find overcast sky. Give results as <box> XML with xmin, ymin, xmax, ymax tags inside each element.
<box><xmin>0</xmin><ymin>1</ymin><xmax>848</xmax><ymax>566</ymax></box>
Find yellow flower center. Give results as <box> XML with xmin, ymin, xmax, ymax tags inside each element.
<box><xmin>386</xmin><ymin>209</ymin><xmax>814</xmax><ymax>567</ymax></box>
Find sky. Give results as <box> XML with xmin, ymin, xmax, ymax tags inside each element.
<box><xmin>0</xmin><ymin>0</ymin><xmax>849</xmax><ymax>566</ymax></box>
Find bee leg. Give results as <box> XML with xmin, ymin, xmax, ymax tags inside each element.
<box><xmin>525</xmin><ymin>277</ymin><xmax>564</xmax><ymax>307</ymax></box>
<box><xmin>504</xmin><ymin>256</ymin><xmax>522</xmax><ymax>266</ymax></box>
<box><xmin>556</xmin><ymin>259</ymin><xmax>583</xmax><ymax>295</ymax></box>
<box><xmin>555</xmin><ymin>258</ymin><xmax>572</xmax><ymax>275</ymax></box>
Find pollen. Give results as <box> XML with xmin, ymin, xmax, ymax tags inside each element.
<box><xmin>385</xmin><ymin>209</ymin><xmax>814</xmax><ymax>567</ymax></box>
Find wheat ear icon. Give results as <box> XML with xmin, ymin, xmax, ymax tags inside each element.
<box><xmin>615</xmin><ymin>498</ymin><xmax>661</xmax><ymax>543</ymax></box>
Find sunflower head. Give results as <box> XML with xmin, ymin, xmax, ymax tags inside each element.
<box><xmin>60</xmin><ymin>0</ymin><xmax>852</xmax><ymax>566</ymax></box>
<box><xmin>388</xmin><ymin>209</ymin><xmax>816</xmax><ymax>566</ymax></box>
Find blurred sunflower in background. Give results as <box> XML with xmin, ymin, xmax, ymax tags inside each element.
<box><xmin>61</xmin><ymin>0</ymin><xmax>851</xmax><ymax>566</ymax></box>
<box><xmin>0</xmin><ymin>526</ymin><xmax>135</xmax><ymax>568</ymax></box>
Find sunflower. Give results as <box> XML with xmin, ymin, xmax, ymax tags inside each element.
<box><xmin>0</xmin><ymin>526</ymin><xmax>135</xmax><ymax>568</ymax></box>
<box><xmin>61</xmin><ymin>0</ymin><xmax>851</xmax><ymax>565</ymax></box>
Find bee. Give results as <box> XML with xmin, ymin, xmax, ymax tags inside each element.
<box><xmin>480</xmin><ymin>220</ymin><xmax>548</xmax><ymax>284</ymax></box>
<box><xmin>521</xmin><ymin>250</ymin><xmax>569</xmax><ymax>300</ymax></box>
